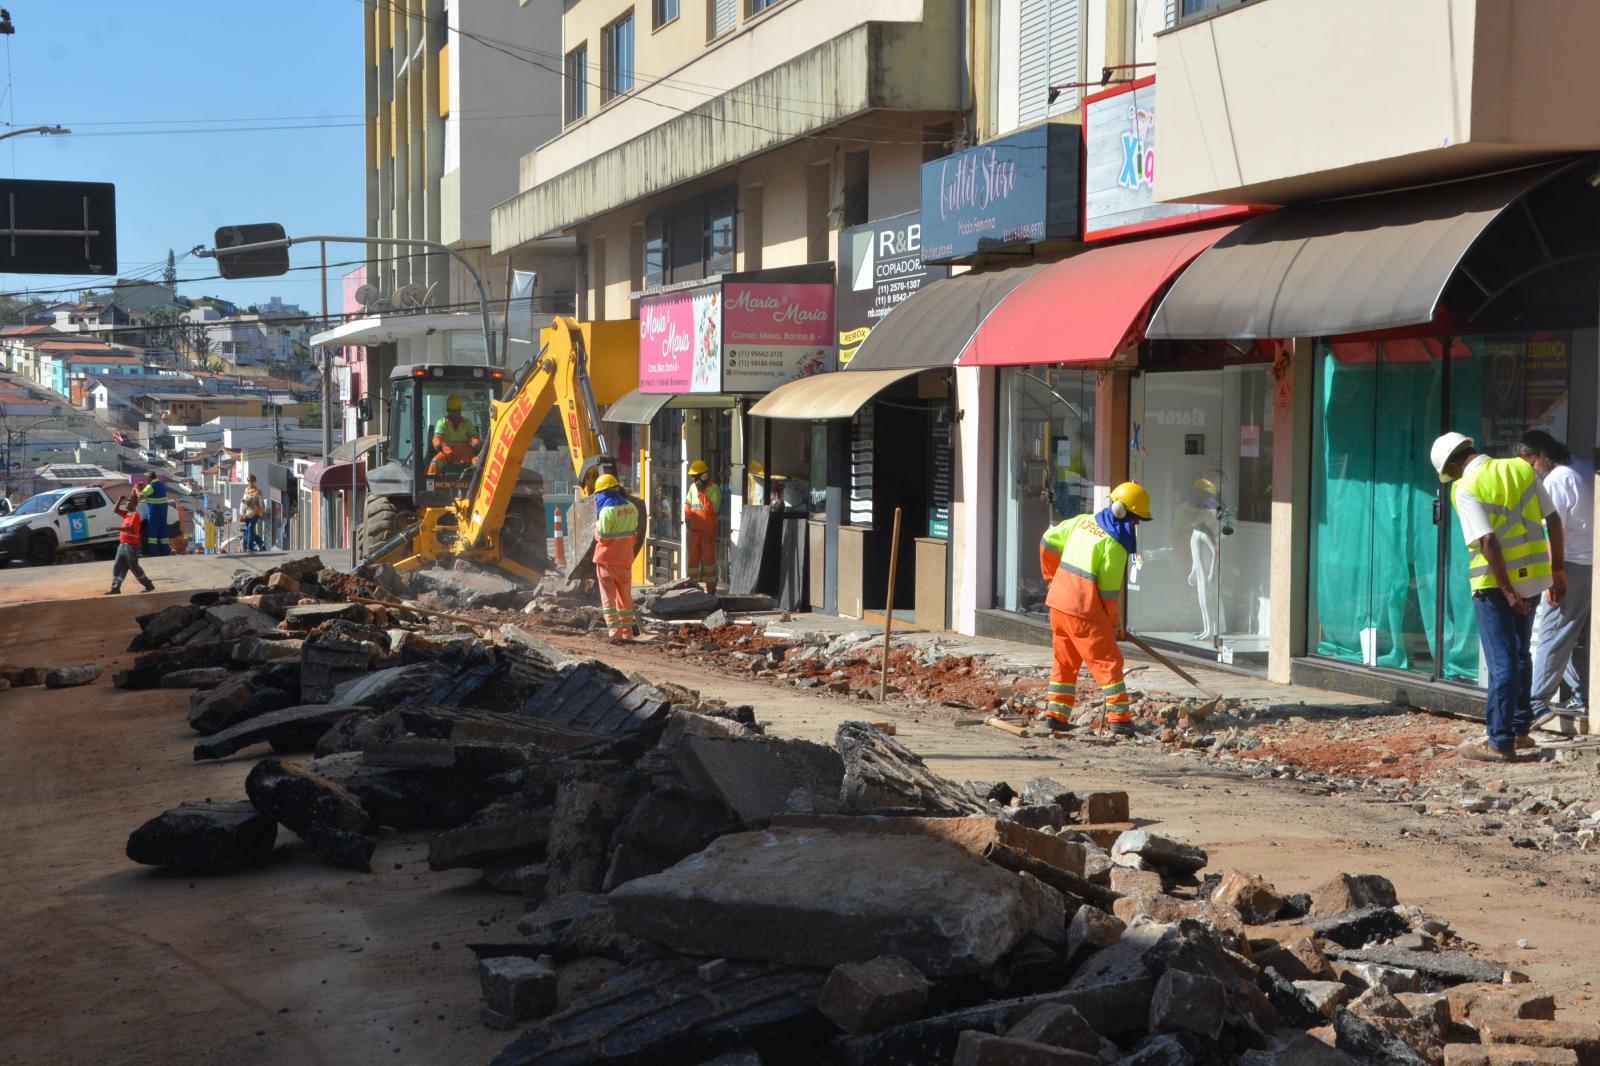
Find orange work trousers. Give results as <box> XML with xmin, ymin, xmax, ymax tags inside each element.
<box><xmin>686</xmin><ymin>527</ymin><xmax>718</xmax><ymax>592</ymax></box>
<box><xmin>597</xmin><ymin>562</ymin><xmax>636</xmax><ymax>639</ymax></box>
<box><xmin>1046</xmin><ymin>608</ymin><xmax>1130</xmax><ymax>726</ymax></box>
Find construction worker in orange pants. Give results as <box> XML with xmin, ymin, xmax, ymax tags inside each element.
<box><xmin>1037</xmin><ymin>481</ymin><xmax>1152</xmax><ymax>736</ymax></box>
<box><xmin>592</xmin><ymin>474</ymin><xmax>640</xmax><ymax>642</ymax></box>
<box><xmin>684</xmin><ymin>459</ymin><xmax>721</xmax><ymax>594</ymax></box>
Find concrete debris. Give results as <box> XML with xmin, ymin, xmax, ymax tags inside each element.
<box><xmin>108</xmin><ymin>556</ymin><xmax>1564</xmax><ymax>1066</ymax></box>
<box><xmin>245</xmin><ymin>758</ymin><xmax>377</xmax><ymax>871</ymax></box>
<box><xmin>1212</xmin><ymin>868</ymin><xmax>1287</xmax><ymax>924</ymax></box>
<box><xmin>193</xmin><ymin>702</ymin><xmax>364</xmax><ymax>761</ymax></box>
<box><xmin>835</xmin><ymin>720</ymin><xmax>986</xmax><ymax>815</ymax></box>
<box><xmin>642</xmin><ymin>586</ymin><xmax>720</xmax><ymax>619</ymax></box>
<box><xmin>479</xmin><ymin>956</ymin><xmax>558</xmax><ymax>1021</ymax></box>
<box><xmin>411</xmin><ymin>563</ymin><xmax>534</xmax><ymax>612</ymax></box>
<box><xmin>672</xmin><ymin>731</ymin><xmax>843</xmax><ymax>821</ymax></box>
<box><xmin>1329</xmin><ymin>945</ymin><xmax>1507</xmax><ymax>989</ymax></box>
<box><xmin>1310</xmin><ymin>873</ymin><xmax>1399</xmax><ymax>917</ymax></box>
<box><xmin>1442</xmin><ymin>1046</ymin><xmax>1580</xmax><ymax>1065</ymax></box>
<box><xmin>429</xmin><ymin>795</ymin><xmax>552</xmax><ymax>872</ymax></box>
<box><xmin>1111</xmin><ymin>829</ymin><xmax>1209</xmax><ymax>877</ymax></box>
<box><xmin>952</xmin><ymin>1030</ymin><xmax>1099</xmax><ymax>1065</ymax></box>
<box><xmin>125</xmin><ymin>800</ymin><xmax>278</xmax><ymax>872</ymax></box>
<box><xmin>1149</xmin><ymin>969</ymin><xmax>1227</xmax><ymax>1039</ymax></box>
<box><xmin>817</xmin><ymin>955</ymin><xmax>929</xmax><ymax>1035</ymax></box>
<box><xmin>45</xmin><ymin>662</ymin><xmax>102</xmax><ymax>688</ymax></box>
<box><xmin>608</xmin><ymin>827</ymin><xmax>1061</xmax><ymax>976</ymax></box>
<box><xmin>488</xmin><ymin>955</ymin><xmax>825</xmax><ymax>1066</ymax></box>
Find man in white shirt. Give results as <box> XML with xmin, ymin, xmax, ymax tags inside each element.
<box><xmin>1519</xmin><ymin>430</ymin><xmax>1592</xmax><ymax>719</ymax></box>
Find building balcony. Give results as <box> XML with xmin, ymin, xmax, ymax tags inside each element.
<box><xmin>1156</xmin><ymin>0</ymin><xmax>1600</xmax><ymax>205</ymax></box>
<box><xmin>491</xmin><ymin>0</ymin><xmax>961</xmax><ymax>250</ymax></box>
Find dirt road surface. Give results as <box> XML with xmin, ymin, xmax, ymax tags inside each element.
<box><xmin>2</xmin><ymin>568</ymin><xmax>1598</xmax><ymax>1064</ymax></box>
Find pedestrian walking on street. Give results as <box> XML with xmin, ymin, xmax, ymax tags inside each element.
<box><xmin>107</xmin><ymin>493</ymin><xmax>156</xmax><ymax>595</ymax></box>
<box><xmin>1037</xmin><ymin>481</ymin><xmax>1151</xmax><ymax>736</ymax></box>
<box><xmin>1518</xmin><ymin>429</ymin><xmax>1592</xmax><ymax>719</ymax></box>
<box><xmin>240</xmin><ymin>474</ymin><xmax>265</xmax><ymax>553</ymax></box>
<box><xmin>591</xmin><ymin>474</ymin><xmax>640</xmax><ymax>642</ymax></box>
<box><xmin>139</xmin><ymin>471</ymin><xmax>171</xmax><ymax>557</ymax></box>
<box><xmin>1432</xmin><ymin>431</ymin><xmax>1565</xmax><ymax>761</ymax></box>
<box><xmin>684</xmin><ymin>459</ymin><xmax>721</xmax><ymax>594</ymax></box>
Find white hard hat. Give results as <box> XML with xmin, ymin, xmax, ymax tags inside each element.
<box><xmin>1430</xmin><ymin>431</ymin><xmax>1474</xmax><ymax>483</ymax></box>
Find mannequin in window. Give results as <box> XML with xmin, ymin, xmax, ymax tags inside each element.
<box><xmin>1180</xmin><ymin>477</ymin><xmax>1223</xmax><ymax>641</ymax></box>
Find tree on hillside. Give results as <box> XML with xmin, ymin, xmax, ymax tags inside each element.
<box><xmin>162</xmin><ymin>249</ymin><xmax>178</xmax><ymax>289</ymax></box>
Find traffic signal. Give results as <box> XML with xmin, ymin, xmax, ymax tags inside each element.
<box><xmin>214</xmin><ymin>223</ymin><xmax>289</xmax><ymax>279</ymax></box>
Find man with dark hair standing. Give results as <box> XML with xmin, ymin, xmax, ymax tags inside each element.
<box><xmin>1518</xmin><ymin>429</ymin><xmax>1593</xmax><ymax>721</ymax></box>
<box><xmin>1432</xmin><ymin>431</ymin><xmax>1564</xmax><ymax>761</ymax></box>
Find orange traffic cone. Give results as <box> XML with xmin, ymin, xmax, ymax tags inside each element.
<box><xmin>552</xmin><ymin>506</ymin><xmax>566</xmax><ymax>568</ymax></box>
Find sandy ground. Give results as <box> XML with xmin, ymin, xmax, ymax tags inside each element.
<box><xmin>1</xmin><ymin>563</ymin><xmax>1598</xmax><ymax>1064</ymax></box>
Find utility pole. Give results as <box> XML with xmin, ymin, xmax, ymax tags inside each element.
<box><xmin>320</xmin><ymin>240</ymin><xmax>333</xmax><ymax>550</ymax></box>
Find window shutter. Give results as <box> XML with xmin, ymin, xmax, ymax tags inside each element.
<box><xmin>712</xmin><ymin>0</ymin><xmax>735</xmax><ymax>38</ymax></box>
<box><xmin>1164</xmin><ymin>0</ymin><xmax>1177</xmax><ymax>28</ymax></box>
<box><xmin>1045</xmin><ymin>0</ymin><xmax>1081</xmax><ymax>118</ymax></box>
<box><xmin>1016</xmin><ymin>0</ymin><xmax>1051</xmax><ymax>125</ymax></box>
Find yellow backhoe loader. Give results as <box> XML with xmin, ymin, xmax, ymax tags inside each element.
<box><xmin>358</xmin><ymin>316</ymin><xmax>640</xmax><ymax>581</ymax></box>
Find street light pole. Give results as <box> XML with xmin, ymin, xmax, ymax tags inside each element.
<box><xmin>0</xmin><ymin>125</ymin><xmax>70</xmax><ymax>143</ymax></box>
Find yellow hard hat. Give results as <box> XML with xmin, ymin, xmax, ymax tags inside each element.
<box><xmin>688</xmin><ymin>459</ymin><xmax>709</xmax><ymax>477</ymax></box>
<box><xmin>748</xmin><ymin>460</ymin><xmax>764</xmax><ymax>477</ymax></box>
<box><xmin>446</xmin><ymin>395</ymin><xmax>464</xmax><ymax>412</ymax></box>
<box><xmin>594</xmin><ymin>473</ymin><xmax>620</xmax><ymax>492</ymax></box>
<box><xmin>1193</xmin><ymin>477</ymin><xmax>1219</xmax><ymax>496</ymax></box>
<box><xmin>1110</xmin><ymin>481</ymin><xmax>1153</xmax><ymax>521</ymax></box>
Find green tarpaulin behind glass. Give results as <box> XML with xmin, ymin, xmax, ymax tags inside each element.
<box><xmin>1312</xmin><ymin>343</ymin><xmax>1483</xmax><ymax>681</ymax></box>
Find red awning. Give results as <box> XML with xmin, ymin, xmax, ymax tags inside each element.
<box><xmin>959</xmin><ymin>226</ymin><xmax>1238</xmax><ymax>367</ymax></box>
<box><xmin>303</xmin><ymin>460</ymin><xmax>366</xmax><ymax>492</ymax></box>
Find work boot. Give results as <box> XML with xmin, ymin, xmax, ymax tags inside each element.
<box><xmin>1515</xmin><ymin>735</ymin><xmax>1536</xmax><ymax>750</ymax></box>
<box><xmin>1109</xmin><ymin>720</ymin><xmax>1136</xmax><ymax>738</ymax></box>
<box><xmin>105</xmin><ymin>586</ymin><xmax>121</xmax><ymax>596</ymax></box>
<box><xmin>1459</xmin><ymin>737</ymin><xmax>1518</xmax><ymax>762</ymax></box>
<box><xmin>141</xmin><ymin>580</ymin><xmax>156</xmax><ymax>592</ymax></box>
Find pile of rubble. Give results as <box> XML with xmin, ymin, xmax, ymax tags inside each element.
<box><xmin>114</xmin><ymin>557</ymin><xmax>1599</xmax><ymax>1064</ymax></box>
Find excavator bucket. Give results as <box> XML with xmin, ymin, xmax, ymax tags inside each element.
<box><xmin>563</xmin><ymin>494</ymin><xmax>599</xmax><ymax>581</ymax></box>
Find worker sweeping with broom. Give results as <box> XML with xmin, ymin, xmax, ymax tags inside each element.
<box><xmin>1037</xmin><ymin>482</ymin><xmax>1152</xmax><ymax>735</ymax></box>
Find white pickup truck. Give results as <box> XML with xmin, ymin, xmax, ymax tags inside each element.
<box><xmin>0</xmin><ymin>486</ymin><xmax>125</xmax><ymax>566</ymax></box>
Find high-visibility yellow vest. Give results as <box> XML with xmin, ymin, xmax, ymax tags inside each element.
<box><xmin>1453</xmin><ymin>458</ymin><xmax>1552</xmax><ymax>591</ymax></box>
<box><xmin>1040</xmin><ymin>513</ymin><xmax>1127</xmax><ymax>619</ymax></box>
<box><xmin>434</xmin><ymin>416</ymin><xmax>476</xmax><ymax>445</ymax></box>
<box><xmin>594</xmin><ymin>497</ymin><xmax>639</xmax><ymax>567</ymax></box>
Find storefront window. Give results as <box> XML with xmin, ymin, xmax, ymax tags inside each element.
<box><xmin>1126</xmin><ymin>358</ymin><xmax>1273</xmax><ymax>666</ymax></box>
<box><xmin>746</xmin><ymin>416</ymin><xmax>816</xmax><ymax>511</ymax></box>
<box><xmin>648</xmin><ymin>409</ymin><xmax>682</xmax><ymax>545</ymax></box>
<box><xmin>995</xmin><ymin>367</ymin><xmax>1097</xmax><ymax>615</ymax></box>
<box><xmin>1308</xmin><ymin>332</ymin><xmax>1584</xmax><ymax>685</ymax></box>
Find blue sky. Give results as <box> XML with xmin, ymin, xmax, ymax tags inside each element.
<box><xmin>0</xmin><ymin>1</ymin><xmax>363</xmax><ymax>315</ymax></box>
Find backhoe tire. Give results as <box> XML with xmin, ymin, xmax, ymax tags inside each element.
<box><xmin>358</xmin><ymin>495</ymin><xmax>416</xmax><ymax>560</ymax></box>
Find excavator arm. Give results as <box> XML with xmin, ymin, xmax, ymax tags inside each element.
<box><xmin>460</xmin><ymin>316</ymin><xmax>610</xmax><ymax>552</ymax></box>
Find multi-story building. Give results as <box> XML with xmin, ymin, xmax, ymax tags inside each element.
<box><xmin>363</xmin><ymin>0</ymin><xmax>575</xmax><ymax>312</ymax></box>
<box><xmin>492</xmin><ymin>0</ymin><xmax>968</xmax><ymax>586</ymax></box>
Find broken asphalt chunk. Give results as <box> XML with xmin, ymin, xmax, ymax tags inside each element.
<box><xmin>245</xmin><ymin>757</ymin><xmax>377</xmax><ymax>871</ymax></box>
<box><xmin>126</xmin><ymin>800</ymin><xmax>278</xmax><ymax>872</ymax></box>
<box><xmin>834</xmin><ymin>721</ymin><xmax>986</xmax><ymax>815</ymax></box>
<box><xmin>487</xmin><ymin>955</ymin><xmax>828</xmax><ymax>1066</ymax></box>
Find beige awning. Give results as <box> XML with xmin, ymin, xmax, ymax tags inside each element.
<box><xmin>748</xmin><ymin>367</ymin><xmax>925</xmax><ymax>421</ymax></box>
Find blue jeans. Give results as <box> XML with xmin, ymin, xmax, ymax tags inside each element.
<box><xmin>1474</xmin><ymin>590</ymin><xmax>1535</xmax><ymax>750</ymax></box>
<box><xmin>244</xmin><ymin>516</ymin><xmax>263</xmax><ymax>552</ymax></box>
